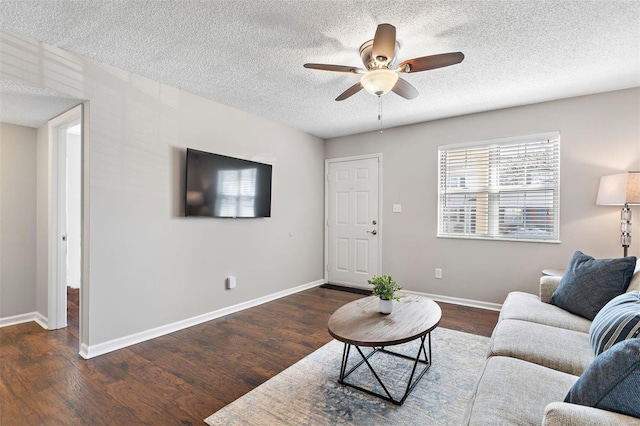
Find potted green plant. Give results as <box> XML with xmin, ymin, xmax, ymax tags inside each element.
<box><xmin>368</xmin><ymin>274</ymin><xmax>403</xmax><ymax>314</ymax></box>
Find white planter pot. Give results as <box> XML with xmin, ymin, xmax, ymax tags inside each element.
<box><xmin>379</xmin><ymin>298</ymin><xmax>393</xmax><ymax>315</ymax></box>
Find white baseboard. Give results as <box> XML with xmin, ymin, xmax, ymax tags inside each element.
<box><xmin>3</xmin><ymin>280</ymin><xmax>499</xmax><ymax>358</ymax></box>
<box><xmin>34</xmin><ymin>312</ymin><xmax>49</xmax><ymax>329</ymax></box>
<box><xmin>81</xmin><ymin>279</ymin><xmax>325</xmax><ymax>359</ymax></box>
<box><xmin>404</xmin><ymin>290</ymin><xmax>502</xmax><ymax>311</ymax></box>
<box><xmin>79</xmin><ymin>343</ymin><xmax>90</xmax><ymax>359</ymax></box>
<box><xmin>0</xmin><ymin>311</ymin><xmax>49</xmax><ymax>329</ymax></box>
<box><xmin>325</xmin><ymin>282</ymin><xmax>502</xmax><ymax>311</ymax></box>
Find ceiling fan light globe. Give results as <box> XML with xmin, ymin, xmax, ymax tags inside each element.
<box><xmin>360</xmin><ymin>69</ymin><xmax>398</xmax><ymax>96</ymax></box>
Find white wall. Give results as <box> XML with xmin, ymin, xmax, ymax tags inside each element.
<box><xmin>36</xmin><ymin>122</ymin><xmax>49</xmax><ymax>319</ymax></box>
<box><xmin>326</xmin><ymin>88</ymin><xmax>640</xmax><ymax>305</ymax></box>
<box><xmin>66</xmin><ymin>131</ymin><xmax>81</xmax><ymax>289</ymax></box>
<box><xmin>0</xmin><ymin>123</ymin><xmax>37</xmax><ymax>317</ymax></box>
<box><xmin>1</xmin><ymin>30</ymin><xmax>325</xmax><ymax>349</ymax></box>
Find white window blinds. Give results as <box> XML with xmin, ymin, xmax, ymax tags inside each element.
<box><xmin>438</xmin><ymin>132</ymin><xmax>560</xmax><ymax>242</ymax></box>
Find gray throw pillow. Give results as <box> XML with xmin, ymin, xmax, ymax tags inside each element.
<box><xmin>590</xmin><ymin>291</ymin><xmax>640</xmax><ymax>356</ymax></box>
<box><xmin>565</xmin><ymin>338</ymin><xmax>640</xmax><ymax>418</ymax></box>
<box><xmin>551</xmin><ymin>251</ymin><xmax>636</xmax><ymax>320</ymax></box>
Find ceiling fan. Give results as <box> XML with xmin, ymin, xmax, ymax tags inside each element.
<box><xmin>304</xmin><ymin>23</ymin><xmax>464</xmax><ymax>101</ymax></box>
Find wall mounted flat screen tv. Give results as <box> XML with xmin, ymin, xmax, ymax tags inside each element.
<box><xmin>184</xmin><ymin>148</ymin><xmax>272</xmax><ymax>218</ymax></box>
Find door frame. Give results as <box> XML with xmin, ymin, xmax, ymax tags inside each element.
<box><xmin>324</xmin><ymin>154</ymin><xmax>383</xmax><ymax>288</ymax></box>
<box><xmin>47</xmin><ymin>104</ymin><xmax>83</xmax><ymax>331</ymax></box>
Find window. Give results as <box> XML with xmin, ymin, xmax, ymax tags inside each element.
<box><xmin>438</xmin><ymin>132</ymin><xmax>560</xmax><ymax>242</ymax></box>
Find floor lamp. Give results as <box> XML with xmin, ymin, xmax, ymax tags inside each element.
<box><xmin>596</xmin><ymin>171</ymin><xmax>640</xmax><ymax>257</ymax></box>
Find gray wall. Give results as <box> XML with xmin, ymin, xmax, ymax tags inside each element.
<box><xmin>0</xmin><ymin>123</ymin><xmax>37</xmax><ymax>317</ymax></box>
<box><xmin>35</xmin><ymin>122</ymin><xmax>49</xmax><ymax>319</ymax></box>
<box><xmin>1</xmin><ymin>30</ymin><xmax>326</xmax><ymax>347</ymax></box>
<box><xmin>326</xmin><ymin>88</ymin><xmax>640</xmax><ymax>305</ymax></box>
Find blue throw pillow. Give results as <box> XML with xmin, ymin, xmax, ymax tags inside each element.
<box><xmin>551</xmin><ymin>251</ymin><xmax>637</xmax><ymax>320</ymax></box>
<box><xmin>565</xmin><ymin>338</ymin><xmax>640</xmax><ymax>418</ymax></box>
<box><xmin>590</xmin><ymin>291</ymin><xmax>640</xmax><ymax>356</ymax></box>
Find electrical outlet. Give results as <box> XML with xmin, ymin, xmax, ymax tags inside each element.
<box><xmin>435</xmin><ymin>268</ymin><xmax>443</xmax><ymax>279</ymax></box>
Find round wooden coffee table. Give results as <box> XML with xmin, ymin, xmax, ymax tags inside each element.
<box><xmin>328</xmin><ymin>294</ymin><xmax>442</xmax><ymax>405</ymax></box>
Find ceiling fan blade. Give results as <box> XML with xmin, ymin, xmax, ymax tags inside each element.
<box><xmin>372</xmin><ymin>24</ymin><xmax>396</xmax><ymax>63</ymax></box>
<box><xmin>397</xmin><ymin>52</ymin><xmax>464</xmax><ymax>73</ymax></box>
<box><xmin>391</xmin><ymin>77</ymin><xmax>419</xmax><ymax>100</ymax></box>
<box><xmin>335</xmin><ymin>82</ymin><xmax>363</xmax><ymax>101</ymax></box>
<box><xmin>304</xmin><ymin>63</ymin><xmax>366</xmax><ymax>74</ymax></box>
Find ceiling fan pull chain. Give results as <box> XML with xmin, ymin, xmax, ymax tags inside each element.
<box><xmin>378</xmin><ymin>95</ymin><xmax>384</xmax><ymax>133</ymax></box>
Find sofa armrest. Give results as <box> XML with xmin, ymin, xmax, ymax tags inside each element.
<box><xmin>542</xmin><ymin>402</ymin><xmax>640</xmax><ymax>425</ymax></box>
<box><xmin>540</xmin><ymin>276</ymin><xmax>562</xmax><ymax>304</ymax></box>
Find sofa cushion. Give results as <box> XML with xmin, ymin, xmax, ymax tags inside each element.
<box><xmin>540</xmin><ymin>275</ymin><xmax>562</xmax><ymax>303</ymax></box>
<box><xmin>543</xmin><ymin>402</ymin><xmax>640</xmax><ymax>426</ymax></box>
<box><xmin>627</xmin><ymin>261</ymin><xmax>640</xmax><ymax>292</ymax></box>
<box><xmin>462</xmin><ymin>356</ymin><xmax>578</xmax><ymax>425</ymax></box>
<box><xmin>565</xmin><ymin>338</ymin><xmax>640</xmax><ymax>419</ymax></box>
<box><xmin>551</xmin><ymin>251</ymin><xmax>636</xmax><ymax>320</ymax></box>
<box><xmin>488</xmin><ymin>319</ymin><xmax>593</xmax><ymax>376</ymax></box>
<box><xmin>590</xmin><ymin>291</ymin><xmax>640</xmax><ymax>356</ymax></box>
<box><xmin>499</xmin><ymin>291</ymin><xmax>592</xmax><ymax>333</ymax></box>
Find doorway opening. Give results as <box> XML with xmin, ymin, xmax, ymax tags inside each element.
<box><xmin>48</xmin><ymin>105</ymin><xmax>82</xmax><ymax>334</ymax></box>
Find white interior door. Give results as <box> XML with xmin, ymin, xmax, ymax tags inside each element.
<box><xmin>326</xmin><ymin>156</ymin><xmax>380</xmax><ymax>287</ymax></box>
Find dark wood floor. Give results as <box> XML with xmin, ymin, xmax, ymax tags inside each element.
<box><xmin>0</xmin><ymin>286</ymin><xmax>498</xmax><ymax>425</ymax></box>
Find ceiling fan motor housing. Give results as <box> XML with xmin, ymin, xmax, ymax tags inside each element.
<box><xmin>359</xmin><ymin>39</ymin><xmax>400</xmax><ymax>70</ymax></box>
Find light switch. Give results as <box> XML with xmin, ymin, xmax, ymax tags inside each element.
<box><xmin>392</xmin><ymin>204</ymin><xmax>402</xmax><ymax>213</ymax></box>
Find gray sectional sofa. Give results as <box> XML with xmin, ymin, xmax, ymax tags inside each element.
<box><xmin>463</xmin><ymin>271</ymin><xmax>640</xmax><ymax>425</ymax></box>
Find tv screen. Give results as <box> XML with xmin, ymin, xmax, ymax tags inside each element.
<box><xmin>184</xmin><ymin>148</ymin><xmax>272</xmax><ymax>218</ymax></box>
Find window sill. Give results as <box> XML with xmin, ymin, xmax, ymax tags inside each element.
<box><xmin>436</xmin><ymin>234</ymin><xmax>561</xmax><ymax>244</ymax></box>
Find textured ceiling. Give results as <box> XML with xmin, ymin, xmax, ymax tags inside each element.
<box><xmin>0</xmin><ymin>1</ymin><xmax>639</xmax><ymax>138</ymax></box>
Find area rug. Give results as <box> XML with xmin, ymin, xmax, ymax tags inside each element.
<box><xmin>205</xmin><ymin>327</ymin><xmax>489</xmax><ymax>425</ymax></box>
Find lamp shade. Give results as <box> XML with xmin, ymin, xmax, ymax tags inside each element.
<box><xmin>596</xmin><ymin>172</ymin><xmax>640</xmax><ymax>205</ymax></box>
<box><xmin>360</xmin><ymin>69</ymin><xmax>399</xmax><ymax>96</ymax></box>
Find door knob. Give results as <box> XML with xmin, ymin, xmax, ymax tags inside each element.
<box><xmin>366</xmin><ymin>230</ymin><xmax>377</xmax><ymax>235</ymax></box>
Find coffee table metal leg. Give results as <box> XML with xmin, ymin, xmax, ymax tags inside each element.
<box><xmin>339</xmin><ymin>343</ymin><xmax>351</xmax><ymax>380</ymax></box>
<box><xmin>353</xmin><ymin>345</ymin><xmax>396</xmax><ymax>401</ymax></box>
<box><xmin>400</xmin><ymin>334</ymin><xmax>430</xmax><ymax>402</ymax></box>
<box><xmin>337</xmin><ymin>333</ymin><xmax>432</xmax><ymax>405</ymax></box>
<box><xmin>339</xmin><ymin>343</ymin><xmax>379</xmax><ymax>382</ymax></box>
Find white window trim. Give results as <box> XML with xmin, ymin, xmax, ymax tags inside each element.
<box><xmin>437</xmin><ymin>132</ymin><xmax>561</xmax><ymax>243</ymax></box>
